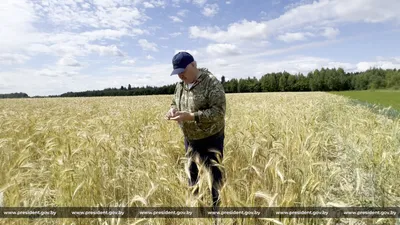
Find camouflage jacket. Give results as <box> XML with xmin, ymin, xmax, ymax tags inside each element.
<box><xmin>170</xmin><ymin>70</ymin><xmax>226</xmax><ymax>141</ymax></box>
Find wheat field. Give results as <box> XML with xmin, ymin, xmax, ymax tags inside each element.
<box><xmin>0</xmin><ymin>92</ymin><xmax>399</xmax><ymax>225</ymax></box>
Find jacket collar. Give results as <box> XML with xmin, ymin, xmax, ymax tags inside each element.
<box><xmin>180</xmin><ymin>70</ymin><xmax>205</xmax><ymax>90</ymax></box>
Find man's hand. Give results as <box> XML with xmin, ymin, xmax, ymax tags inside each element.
<box><xmin>165</xmin><ymin>108</ymin><xmax>178</xmax><ymax>120</ymax></box>
<box><xmin>169</xmin><ymin>111</ymin><xmax>195</xmax><ymax>122</ymax></box>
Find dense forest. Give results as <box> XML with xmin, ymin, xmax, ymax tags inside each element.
<box><xmin>1</xmin><ymin>67</ymin><xmax>399</xmax><ymax>98</ymax></box>
<box><xmin>0</xmin><ymin>92</ymin><xmax>30</xmax><ymax>99</ymax></box>
<box><xmin>223</xmin><ymin>67</ymin><xmax>400</xmax><ymax>93</ymax></box>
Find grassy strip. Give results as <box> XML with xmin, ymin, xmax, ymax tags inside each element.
<box><xmin>330</xmin><ymin>90</ymin><xmax>400</xmax><ymax>111</ymax></box>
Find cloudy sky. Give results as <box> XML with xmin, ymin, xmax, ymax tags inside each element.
<box><xmin>1</xmin><ymin>0</ymin><xmax>400</xmax><ymax>96</ymax></box>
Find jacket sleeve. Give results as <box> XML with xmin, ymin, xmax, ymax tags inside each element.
<box><xmin>171</xmin><ymin>84</ymin><xmax>178</xmax><ymax>110</ymax></box>
<box><xmin>194</xmin><ymin>77</ymin><xmax>226</xmax><ymax>123</ymax></box>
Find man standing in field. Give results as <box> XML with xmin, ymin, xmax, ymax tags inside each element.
<box><xmin>165</xmin><ymin>51</ymin><xmax>226</xmax><ymax>209</ymax></box>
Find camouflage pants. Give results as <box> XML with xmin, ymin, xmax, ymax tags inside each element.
<box><xmin>184</xmin><ymin>129</ymin><xmax>225</xmax><ymax>208</ymax></box>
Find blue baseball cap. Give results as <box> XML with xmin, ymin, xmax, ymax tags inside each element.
<box><xmin>170</xmin><ymin>52</ymin><xmax>194</xmax><ymax>76</ymax></box>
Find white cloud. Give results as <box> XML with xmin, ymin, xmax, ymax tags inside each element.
<box><xmin>80</xmin><ymin>28</ymin><xmax>145</xmax><ymax>41</ymax></box>
<box><xmin>357</xmin><ymin>62</ymin><xmax>373</xmax><ymax>71</ymax></box>
<box><xmin>172</xmin><ymin>0</ymin><xmax>180</xmax><ymax>7</ymax></box>
<box><xmin>0</xmin><ymin>0</ymin><xmax>40</xmax><ymax>52</ymax></box>
<box><xmin>189</xmin><ymin>20</ymin><xmax>268</xmax><ymax>43</ymax></box>
<box><xmin>178</xmin><ymin>40</ymin><xmax>333</xmax><ymax>65</ymax></box>
<box><xmin>102</xmin><ymin>63</ymin><xmax>177</xmax><ymax>88</ymax></box>
<box><xmin>268</xmin><ymin>0</ymin><xmax>400</xmax><ymax>31</ymax></box>
<box><xmin>272</xmin><ymin>0</ymin><xmax>281</xmax><ymax>5</ymax></box>
<box><xmin>177</xmin><ymin>9</ymin><xmax>189</xmax><ymax>17</ymax></box>
<box><xmin>50</xmin><ymin>43</ymin><xmax>84</xmax><ymax>57</ymax></box>
<box><xmin>143</xmin><ymin>0</ymin><xmax>166</xmax><ymax>8</ymax></box>
<box><xmin>356</xmin><ymin>57</ymin><xmax>400</xmax><ymax>71</ymax></box>
<box><xmin>143</xmin><ymin>2</ymin><xmax>155</xmax><ymax>8</ymax></box>
<box><xmin>57</xmin><ymin>55</ymin><xmax>82</xmax><ymax>67</ymax></box>
<box><xmin>206</xmin><ymin>44</ymin><xmax>240</xmax><ymax>56</ymax></box>
<box><xmin>92</xmin><ymin>0</ymin><xmax>118</xmax><ymax>8</ymax></box>
<box><xmin>183</xmin><ymin>38</ymin><xmax>344</xmax><ymax>72</ymax></box>
<box><xmin>253</xmin><ymin>56</ymin><xmax>355</xmax><ymax>75</ymax></box>
<box><xmin>169</xmin><ymin>16</ymin><xmax>183</xmax><ymax>23</ymax></box>
<box><xmin>0</xmin><ymin>68</ymin><xmax>83</xmax><ymax>96</ymax></box>
<box><xmin>170</xmin><ymin>32</ymin><xmax>182</xmax><ymax>37</ymax></box>
<box><xmin>81</xmin><ymin>2</ymin><xmax>91</xmax><ymax>9</ymax></box>
<box><xmin>190</xmin><ymin>0</ymin><xmax>400</xmax><ymax>44</ymax></box>
<box><xmin>284</xmin><ymin>0</ymin><xmax>313</xmax><ymax>11</ymax></box>
<box><xmin>35</xmin><ymin>68</ymin><xmax>79</xmax><ymax>78</ymax></box>
<box><xmin>121</xmin><ymin>59</ymin><xmax>136</xmax><ymax>65</ymax></box>
<box><xmin>26</xmin><ymin>44</ymin><xmax>53</xmax><ymax>55</ymax></box>
<box><xmin>1</xmin><ymin>0</ymin><xmax>149</xmax><ymax>61</ymax></box>
<box><xmin>152</xmin><ymin>0</ymin><xmax>166</xmax><ymax>7</ymax></box>
<box><xmin>254</xmin><ymin>41</ymin><xmax>270</xmax><ymax>48</ymax></box>
<box><xmin>23</xmin><ymin>28</ymin><xmax>144</xmax><ymax>58</ymax></box>
<box><xmin>260</xmin><ymin>11</ymin><xmax>268</xmax><ymax>18</ymax></box>
<box><xmin>322</xmin><ymin>27</ymin><xmax>340</xmax><ymax>39</ymax></box>
<box><xmin>226</xmin><ymin>1</ymin><xmax>231</xmax><ymax>4</ymax></box>
<box><xmin>202</xmin><ymin>4</ymin><xmax>219</xmax><ymax>17</ymax></box>
<box><xmin>234</xmin><ymin>39</ymin><xmax>340</xmax><ymax>60</ymax></box>
<box><xmin>191</xmin><ymin>22</ymin><xmax>264</xmax><ymax>43</ymax></box>
<box><xmin>42</xmin><ymin>31</ymin><xmax>112</xmax><ymax>46</ymax></box>
<box><xmin>87</xmin><ymin>44</ymin><xmax>125</xmax><ymax>56</ymax></box>
<box><xmin>193</xmin><ymin>0</ymin><xmax>207</xmax><ymax>7</ymax></box>
<box><xmin>215</xmin><ymin>58</ymin><xmax>229</xmax><ymax>66</ymax></box>
<box><xmin>36</xmin><ymin>1</ymin><xmax>147</xmax><ymax>29</ymax></box>
<box><xmin>0</xmin><ymin>54</ymin><xmax>30</xmax><ymax>65</ymax></box>
<box><xmin>146</xmin><ymin>55</ymin><xmax>155</xmax><ymax>60</ymax></box>
<box><xmin>138</xmin><ymin>39</ymin><xmax>158</xmax><ymax>52</ymax></box>
<box><xmin>132</xmin><ymin>28</ymin><xmax>149</xmax><ymax>36</ymax></box>
<box><xmin>277</xmin><ymin>32</ymin><xmax>314</xmax><ymax>43</ymax></box>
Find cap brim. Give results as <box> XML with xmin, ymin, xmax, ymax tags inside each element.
<box><xmin>170</xmin><ymin>68</ymin><xmax>185</xmax><ymax>76</ymax></box>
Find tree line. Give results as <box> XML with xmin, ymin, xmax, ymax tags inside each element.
<box><xmin>0</xmin><ymin>92</ymin><xmax>29</xmax><ymax>98</ymax></box>
<box><xmin>57</xmin><ymin>84</ymin><xmax>177</xmax><ymax>98</ymax></box>
<box><xmin>222</xmin><ymin>68</ymin><xmax>399</xmax><ymax>93</ymax></box>
<box><xmin>0</xmin><ymin>67</ymin><xmax>399</xmax><ymax>98</ymax></box>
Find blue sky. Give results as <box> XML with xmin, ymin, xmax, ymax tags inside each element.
<box><xmin>1</xmin><ymin>0</ymin><xmax>400</xmax><ymax>96</ymax></box>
